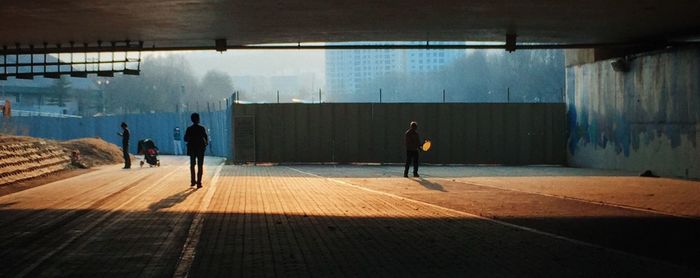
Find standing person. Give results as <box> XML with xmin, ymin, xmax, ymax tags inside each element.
<box><xmin>184</xmin><ymin>113</ymin><xmax>208</xmax><ymax>188</ymax></box>
<box><xmin>173</xmin><ymin>127</ymin><xmax>183</xmax><ymax>155</ymax></box>
<box><xmin>118</xmin><ymin>122</ymin><xmax>131</xmax><ymax>169</ymax></box>
<box><xmin>404</xmin><ymin>121</ymin><xmax>420</xmax><ymax>177</ymax></box>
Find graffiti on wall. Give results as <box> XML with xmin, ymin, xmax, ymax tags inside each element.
<box><xmin>567</xmin><ymin>47</ymin><xmax>699</xmax><ymax>157</ymax></box>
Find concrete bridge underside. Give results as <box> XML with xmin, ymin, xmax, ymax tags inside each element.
<box><xmin>1</xmin><ymin>0</ymin><xmax>699</xmax><ymax>50</ymax></box>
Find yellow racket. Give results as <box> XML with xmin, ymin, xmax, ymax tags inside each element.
<box><xmin>421</xmin><ymin>139</ymin><xmax>432</xmax><ymax>151</ymax></box>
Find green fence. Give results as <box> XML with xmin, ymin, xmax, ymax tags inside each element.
<box><xmin>233</xmin><ymin>103</ymin><xmax>566</xmax><ymax>165</ymax></box>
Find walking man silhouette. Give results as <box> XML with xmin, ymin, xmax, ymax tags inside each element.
<box><xmin>184</xmin><ymin>113</ymin><xmax>208</xmax><ymax>188</ymax></box>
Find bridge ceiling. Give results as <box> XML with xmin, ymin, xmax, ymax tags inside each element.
<box><xmin>1</xmin><ymin>0</ymin><xmax>699</xmax><ymax>50</ymax></box>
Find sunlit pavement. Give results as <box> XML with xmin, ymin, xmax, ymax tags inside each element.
<box><xmin>0</xmin><ymin>156</ymin><xmax>698</xmax><ymax>277</ymax></box>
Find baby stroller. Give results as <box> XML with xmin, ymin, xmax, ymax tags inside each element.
<box><xmin>137</xmin><ymin>138</ymin><xmax>160</xmax><ymax>167</ymax></box>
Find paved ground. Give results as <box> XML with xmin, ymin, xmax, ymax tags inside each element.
<box><xmin>0</xmin><ymin>156</ymin><xmax>699</xmax><ymax>277</ymax></box>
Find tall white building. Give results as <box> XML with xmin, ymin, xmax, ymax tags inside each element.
<box><xmin>325</xmin><ymin>43</ymin><xmax>465</xmax><ymax>98</ymax></box>
<box><xmin>405</xmin><ymin>48</ymin><xmax>464</xmax><ymax>73</ymax></box>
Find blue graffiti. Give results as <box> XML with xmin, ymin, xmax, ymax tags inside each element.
<box><xmin>613</xmin><ymin>116</ymin><xmax>630</xmax><ymax>156</ymax></box>
<box><xmin>567</xmin><ymin>48</ymin><xmax>699</xmax><ymax>160</ymax></box>
<box><xmin>567</xmin><ymin>103</ymin><xmax>578</xmax><ymax>154</ymax></box>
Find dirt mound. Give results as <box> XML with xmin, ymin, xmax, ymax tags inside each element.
<box><xmin>0</xmin><ymin>135</ymin><xmax>123</xmax><ymax>168</ymax></box>
<box><xmin>60</xmin><ymin>138</ymin><xmax>123</xmax><ymax>167</ymax></box>
<box><xmin>0</xmin><ymin>134</ymin><xmax>39</xmax><ymax>143</ymax></box>
<box><xmin>1</xmin><ymin>134</ymin><xmax>124</xmax><ymax>193</ymax></box>
<box><xmin>1</xmin><ymin>135</ymin><xmax>70</xmax><ymax>186</ymax></box>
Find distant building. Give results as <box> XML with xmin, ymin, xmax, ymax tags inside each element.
<box><xmin>405</xmin><ymin>47</ymin><xmax>464</xmax><ymax>73</ymax></box>
<box><xmin>0</xmin><ymin>77</ymin><xmax>101</xmax><ymax>117</ymax></box>
<box><xmin>1</xmin><ymin>54</ymin><xmax>103</xmax><ymax>117</ymax></box>
<box><xmin>325</xmin><ymin>42</ymin><xmax>465</xmax><ymax>98</ymax></box>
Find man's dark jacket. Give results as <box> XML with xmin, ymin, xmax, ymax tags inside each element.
<box><xmin>122</xmin><ymin>128</ymin><xmax>130</xmax><ymax>146</ymax></box>
<box><xmin>184</xmin><ymin>124</ymin><xmax>208</xmax><ymax>155</ymax></box>
<box><xmin>405</xmin><ymin>128</ymin><xmax>420</xmax><ymax>151</ymax></box>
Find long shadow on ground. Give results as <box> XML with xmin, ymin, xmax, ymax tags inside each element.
<box><xmin>0</xmin><ymin>209</ymin><xmax>697</xmax><ymax>277</ymax></box>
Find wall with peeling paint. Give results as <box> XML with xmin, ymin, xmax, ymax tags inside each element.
<box><xmin>566</xmin><ymin>47</ymin><xmax>700</xmax><ymax>179</ymax></box>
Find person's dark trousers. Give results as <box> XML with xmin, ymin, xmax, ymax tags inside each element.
<box><xmin>189</xmin><ymin>151</ymin><xmax>205</xmax><ymax>186</ymax></box>
<box><xmin>404</xmin><ymin>150</ymin><xmax>419</xmax><ymax>176</ymax></box>
<box><xmin>122</xmin><ymin>144</ymin><xmax>131</xmax><ymax>168</ymax></box>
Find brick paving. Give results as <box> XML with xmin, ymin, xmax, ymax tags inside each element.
<box><xmin>0</xmin><ymin>158</ymin><xmax>697</xmax><ymax>277</ymax></box>
<box><xmin>296</xmin><ymin>165</ymin><xmax>700</xmax><ymax>269</ymax></box>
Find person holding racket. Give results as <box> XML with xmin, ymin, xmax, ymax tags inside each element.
<box><xmin>404</xmin><ymin>121</ymin><xmax>422</xmax><ymax>177</ymax></box>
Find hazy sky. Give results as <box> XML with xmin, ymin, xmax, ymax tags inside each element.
<box><xmin>140</xmin><ymin>47</ymin><xmax>500</xmax><ymax>95</ymax></box>
<box><xmin>140</xmin><ymin>46</ymin><xmax>499</xmax><ymax>88</ymax></box>
<box><xmin>145</xmin><ymin>50</ymin><xmax>326</xmax><ymax>81</ymax></box>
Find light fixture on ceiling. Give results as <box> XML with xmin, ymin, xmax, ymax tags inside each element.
<box><xmin>215</xmin><ymin>39</ymin><xmax>227</xmax><ymax>52</ymax></box>
<box><xmin>611</xmin><ymin>58</ymin><xmax>630</xmax><ymax>72</ymax></box>
<box><xmin>505</xmin><ymin>33</ymin><xmax>517</xmax><ymax>52</ymax></box>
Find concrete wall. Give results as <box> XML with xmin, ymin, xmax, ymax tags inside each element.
<box><xmin>234</xmin><ymin>103</ymin><xmax>566</xmax><ymax>165</ymax></box>
<box><xmin>564</xmin><ymin>49</ymin><xmax>595</xmax><ymax>67</ymax></box>
<box><xmin>1</xmin><ymin>110</ymin><xmax>231</xmax><ymax>158</ymax></box>
<box><xmin>566</xmin><ymin>47</ymin><xmax>700</xmax><ymax>179</ymax></box>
